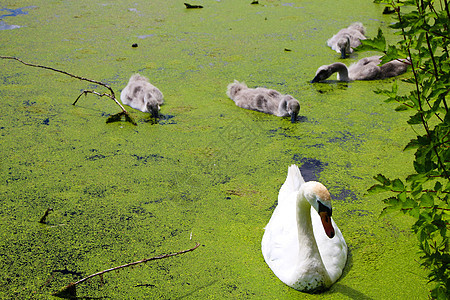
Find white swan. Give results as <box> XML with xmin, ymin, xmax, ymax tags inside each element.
<box><xmin>120</xmin><ymin>74</ymin><xmax>164</xmax><ymax>118</ymax></box>
<box><xmin>311</xmin><ymin>55</ymin><xmax>410</xmax><ymax>83</ymax></box>
<box><xmin>226</xmin><ymin>80</ymin><xmax>300</xmax><ymax>123</ymax></box>
<box><xmin>327</xmin><ymin>22</ymin><xmax>366</xmax><ymax>58</ymax></box>
<box><xmin>261</xmin><ymin>165</ymin><xmax>347</xmax><ymax>293</ymax></box>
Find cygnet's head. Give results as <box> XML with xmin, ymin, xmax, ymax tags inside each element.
<box><xmin>226</xmin><ymin>80</ymin><xmax>248</xmax><ymax>100</ymax></box>
<box><xmin>283</xmin><ymin>95</ymin><xmax>300</xmax><ymax>123</ymax></box>
<box><xmin>302</xmin><ymin>181</ymin><xmax>335</xmax><ymax>238</ymax></box>
<box><xmin>310</xmin><ymin>65</ymin><xmax>334</xmax><ymax>83</ymax></box>
<box><xmin>145</xmin><ymin>94</ymin><xmax>160</xmax><ymax>119</ymax></box>
<box><xmin>337</xmin><ymin>35</ymin><xmax>351</xmax><ymax>59</ymax></box>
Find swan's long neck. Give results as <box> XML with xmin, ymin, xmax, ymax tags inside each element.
<box><xmin>291</xmin><ymin>193</ymin><xmax>331</xmax><ymax>291</ymax></box>
<box><xmin>296</xmin><ymin>197</ymin><xmax>322</xmax><ymax>263</ymax></box>
<box><xmin>330</xmin><ymin>63</ymin><xmax>350</xmax><ymax>81</ymax></box>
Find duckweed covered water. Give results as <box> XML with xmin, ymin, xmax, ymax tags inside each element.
<box><xmin>1</xmin><ymin>0</ymin><xmax>429</xmax><ymax>299</ymax></box>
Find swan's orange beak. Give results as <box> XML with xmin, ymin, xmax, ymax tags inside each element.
<box><xmin>319</xmin><ymin>211</ymin><xmax>335</xmax><ymax>239</ymax></box>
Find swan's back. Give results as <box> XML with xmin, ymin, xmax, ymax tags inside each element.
<box><xmin>226</xmin><ymin>81</ymin><xmax>298</xmax><ymax>118</ymax></box>
<box><xmin>236</xmin><ymin>87</ymin><xmax>281</xmax><ymax>114</ymax></box>
<box><xmin>120</xmin><ymin>74</ymin><xmax>164</xmax><ymax>113</ymax></box>
<box><xmin>348</xmin><ymin>56</ymin><xmax>409</xmax><ymax>80</ymax></box>
<box><xmin>348</xmin><ymin>56</ymin><xmax>382</xmax><ymax>80</ymax></box>
<box><xmin>327</xmin><ymin>22</ymin><xmax>366</xmax><ymax>53</ymax></box>
<box><xmin>261</xmin><ymin>165</ymin><xmax>305</xmax><ymax>283</ymax></box>
<box><xmin>379</xmin><ymin>59</ymin><xmax>409</xmax><ymax>78</ymax></box>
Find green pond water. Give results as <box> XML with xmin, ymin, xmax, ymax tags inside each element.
<box><xmin>0</xmin><ymin>0</ymin><xmax>429</xmax><ymax>299</ymax></box>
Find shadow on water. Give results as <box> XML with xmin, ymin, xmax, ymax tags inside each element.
<box><xmin>294</xmin><ymin>156</ymin><xmax>328</xmax><ymax>182</ymax></box>
<box><xmin>293</xmin><ymin>115</ymin><xmax>308</xmax><ymax>123</ymax></box>
<box><xmin>331</xmin><ymin>187</ymin><xmax>358</xmax><ymax>202</ymax></box>
<box><xmin>173</xmin><ymin>280</ymin><xmax>219</xmax><ymax>299</ymax></box>
<box><xmin>329</xmin><ymin>249</ymin><xmax>374</xmax><ymax>300</ymax></box>
<box><xmin>333</xmin><ymin>283</ymin><xmax>375</xmax><ymax>300</ymax></box>
<box><xmin>293</xmin><ymin>156</ymin><xmax>359</xmax><ymax>202</ymax></box>
<box><xmin>144</xmin><ymin>114</ymin><xmax>176</xmax><ymax>125</ymax></box>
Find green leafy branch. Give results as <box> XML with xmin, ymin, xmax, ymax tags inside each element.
<box><xmin>368</xmin><ymin>0</ymin><xmax>449</xmax><ymax>298</ymax></box>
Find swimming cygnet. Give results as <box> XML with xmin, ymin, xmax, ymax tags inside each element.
<box><xmin>226</xmin><ymin>80</ymin><xmax>300</xmax><ymax>123</ymax></box>
<box><xmin>311</xmin><ymin>56</ymin><xmax>410</xmax><ymax>83</ymax></box>
<box><xmin>120</xmin><ymin>74</ymin><xmax>164</xmax><ymax>118</ymax></box>
<box><xmin>327</xmin><ymin>22</ymin><xmax>367</xmax><ymax>58</ymax></box>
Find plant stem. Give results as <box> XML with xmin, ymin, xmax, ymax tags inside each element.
<box><xmin>1</xmin><ymin>55</ymin><xmax>137</xmax><ymax>125</ymax></box>
<box><xmin>53</xmin><ymin>243</ymin><xmax>200</xmax><ymax>298</ymax></box>
<box><xmin>397</xmin><ymin>4</ymin><xmax>449</xmax><ymax>180</ymax></box>
<box><xmin>0</xmin><ymin>56</ymin><xmax>116</xmax><ymax>99</ymax></box>
<box><xmin>75</xmin><ymin>243</ymin><xmax>199</xmax><ymax>287</ymax></box>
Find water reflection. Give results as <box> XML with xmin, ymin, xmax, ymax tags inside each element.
<box><xmin>0</xmin><ymin>6</ymin><xmax>35</xmax><ymax>30</ymax></box>
<box><xmin>0</xmin><ymin>20</ymin><xmax>20</xmax><ymax>30</ymax></box>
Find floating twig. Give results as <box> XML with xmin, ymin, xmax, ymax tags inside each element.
<box><xmin>184</xmin><ymin>3</ymin><xmax>203</xmax><ymax>9</ymax></box>
<box><xmin>52</xmin><ymin>242</ymin><xmax>201</xmax><ymax>298</ymax></box>
<box><xmin>39</xmin><ymin>208</ymin><xmax>53</xmax><ymax>224</ymax></box>
<box><xmin>74</xmin><ymin>90</ymin><xmax>126</xmax><ymax>110</ymax></box>
<box><xmin>0</xmin><ymin>55</ymin><xmax>137</xmax><ymax>125</ymax></box>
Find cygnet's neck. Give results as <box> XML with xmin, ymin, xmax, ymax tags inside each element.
<box><xmin>330</xmin><ymin>63</ymin><xmax>350</xmax><ymax>81</ymax></box>
<box><xmin>278</xmin><ymin>98</ymin><xmax>289</xmax><ymax>116</ymax></box>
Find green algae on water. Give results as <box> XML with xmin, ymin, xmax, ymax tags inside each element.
<box><xmin>0</xmin><ymin>0</ymin><xmax>428</xmax><ymax>299</ymax></box>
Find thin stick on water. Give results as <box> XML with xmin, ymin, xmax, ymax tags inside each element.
<box><xmin>39</xmin><ymin>208</ymin><xmax>53</xmax><ymax>224</ymax></box>
<box><xmin>52</xmin><ymin>242</ymin><xmax>200</xmax><ymax>298</ymax></box>
<box><xmin>0</xmin><ymin>55</ymin><xmax>136</xmax><ymax>125</ymax></box>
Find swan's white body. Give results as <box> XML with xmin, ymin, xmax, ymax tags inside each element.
<box><xmin>226</xmin><ymin>80</ymin><xmax>300</xmax><ymax>123</ymax></box>
<box><xmin>120</xmin><ymin>74</ymin><xmax>164</xmax><ymax>117</ymax></box>
<box><xmin>327</xmin><ymin>22</ymin><xmax>366</xmax><ymax>58</ymax></box>
<box><xmin>261</xmin><ymin>165</ymin><xmax>347</xmax><ymax>292</ymax></box>
<box><xmin>311</xmin><ymin>56</ymin><xmax>410</xmax><ymax>83</ymax></box>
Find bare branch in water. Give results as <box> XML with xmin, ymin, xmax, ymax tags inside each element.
<box><xmin>74</xmin><ymin>90</ymin><xmax>128</xmax><ymax>112</ymax></box>
<box><xmin>0</xmin><ymin>55</ymin><xmax>137</xmax><ymax>125</ymax></box>
<box><xmin>38</xmin><ymin>208</ymin><xmax>53</xmax><ymax>224</ymax></box>
<box><xmin>52</xmin><ymin>243</ymin><xmax>201</xmax><ymax>298</ymax></box>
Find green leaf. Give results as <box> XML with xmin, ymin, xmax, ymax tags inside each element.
<box><xmin>433</xmin><ymin>182</ymin><xmax>442</xmax><ymax>192</ymax></box>
<box><xmin>355</xmin><ymin>28</ymin><xmax>386</xmax><ymax>52</ymax></box>
<box><xmin>407</xmin><ymin>112</ymin><xmax>424</xmax><ymax>125</ymax></box>
<box><xmin>402</xmin><ymin>197</ymin><xmax>415</xmax><ymax>209</ymax></box>
<box><xmin>367</xmin><ymin>184</ymin><xmax>390</xmax><ymax>194</ymax></box>
<box><xmin>409</xmin><ymin>207</ymin><xmax>420</xmax><ymax>218</ymax></box>
<box><xmin>398</xmin><ymin>191</ymin><xmax>407</xmax><ymax>202</ymax></box>
<box><xmin>380</xmin><ymin>206</ymin><xmax>398</xmax><ymax>217</ymax></box>
<box><xmin>404</xmin><ymin>138</ymin><xmax>420</xmax><ymax>151</ymax></box>
<box><xmin>373</xmin><ymin>174</ymin><xmax>390</xmax><ymax>185</ymax></box>
<box><xmin>395</xmin><ymin>104</ymin><xmax>411</xmax><ymax>111</ymax></box>
<box><xmin>392</xmin><ymin>179</ymin><xmax>405</xmax><ymax>192</ymax></box>
<box><xmin>420</xmin><ymin>193</ymin><xmax>434</xmax><ymax>207</ymax></box>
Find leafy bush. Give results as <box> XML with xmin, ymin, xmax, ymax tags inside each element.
<box><xmin>363</xmin><ymin>1</ymin><xmax>449</xmax><ymax>299</ymax></box>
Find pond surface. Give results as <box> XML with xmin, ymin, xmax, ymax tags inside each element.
<box><xmin>0</xmin><ymin>0</ymin><xmax>429</xmax><ymax>299</ymax></box>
